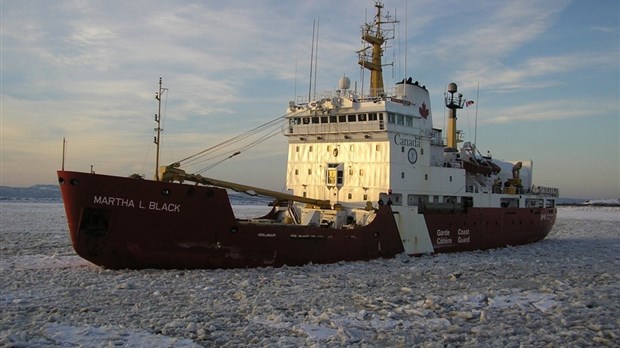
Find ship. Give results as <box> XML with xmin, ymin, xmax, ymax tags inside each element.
<box><xmin>57</xmin><ymin>2</ymin><xmax>558</xmax><ymax>269</ymax></box>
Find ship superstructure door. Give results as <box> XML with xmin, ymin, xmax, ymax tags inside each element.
<box><xmin>326</xmin><ymin>163</ymin><xmax>344</xmax><ymax>204</ymax></box>
<box><xmin>326</xmin><ymin>163</ymin><xmax>344</xmax><ymax>186</ymax></box>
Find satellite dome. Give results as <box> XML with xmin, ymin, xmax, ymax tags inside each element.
<box><xmin>447</xmin><ymin>82</ymin><xmax>458</xmax><ymax>93</ymax></box>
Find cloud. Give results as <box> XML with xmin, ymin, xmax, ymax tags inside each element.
<box><xmin>590</xmin><ymin>26</ymin><xmax>616</xmax><ymax>33</ymax></box>
<box><xmin>479</xmin><ymin>98</ymin><xmax>618</xmax><ymax>124</ymax></box>
<box><xmin>455</xmin><ymin>52</ymin><xmax>620</xmax><ymax>92</ymax></box>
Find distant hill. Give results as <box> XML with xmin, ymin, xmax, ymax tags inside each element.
<box><xmin>0</xmin><ymin>184</ymin><xmax>61</xmax><ymax>201</ymax></box>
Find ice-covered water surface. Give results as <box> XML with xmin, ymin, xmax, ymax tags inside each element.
<box><xmin>1</xmin><ymin>203</ymin><xmax>618</xmax><ymax>347</ymax></box>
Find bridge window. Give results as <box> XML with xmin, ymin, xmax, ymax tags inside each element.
<box><xmin>348</xmin><ymin>114</ymin><xmax>356</xmax><ymax>122</ymax></box>
<box><xmin>339</xmin><ymin>115</ymin><xmax>347</xmax><ymax>123</ymax></box>
<box><xmin>358</xmin><ymin>114</ymin><xmax>367</xmax><ymax>121</ymax></box>
<box><xmin>406</xmin><ymin>117</ymin><xmax>413</xmax><ymax>127</ymax></box>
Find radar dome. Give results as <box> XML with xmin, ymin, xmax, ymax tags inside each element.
<box><xmin>447</xmin><ymin>82</ymin><xmax>458</xmax><ymax>93</ymax></box>
<box><xmin>339</xmin><ymin>75</ymin><xmax>351</xmax><ymax>90</ymax></box>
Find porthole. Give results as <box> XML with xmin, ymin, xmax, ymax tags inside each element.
<box><xmin>162</xmin><ymin>188</ymin><xmax>171</xmax><ymax>196</ymax></box>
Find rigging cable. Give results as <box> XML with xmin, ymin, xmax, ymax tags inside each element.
<box><xmin>177</xmin><ymin>115</ymin><xmax>286</xmax><ymax>166</ymax></box>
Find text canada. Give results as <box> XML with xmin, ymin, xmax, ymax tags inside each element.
<box><xmin>93</xmin><ymin>196</ymin><xmax>181</xmax><ymax>213</ymax></box>
<box><xmin>393</xmin><ymin>134</ymin><xmax>420</xmax><ymax>148</ymax></box>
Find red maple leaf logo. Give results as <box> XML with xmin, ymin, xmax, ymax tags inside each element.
<box><xmin>419</xmin><ymin>102</ymin><xmax>429</xmax><ymax>119</ymax></box>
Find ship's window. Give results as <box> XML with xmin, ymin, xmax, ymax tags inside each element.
<box><xmin>388</xmin><ymin>113</ymin><xmax>396</xmax><ymax>124</ymax></box>
<box><xmin>309</xmin><ymin>146</ymin><xmax>313</xmax><ymax>152</ymax></box>
<box><xmin>450</xmin><ymin>176</ymin><xmax>453</xmax><ymax>182</ymax></box>
<box><xmin>401</xmin><ymin>172</ymin><xmax>405</xmax><ymax>179</ymax></box>
<box><xmin>397</xmin><ymin>115</ymin><xmax>404</xmax><ymax>125</ymax></box>
<box><xmin>312</xmin><ymin>117</ymin><xmax>319</xmax><ymax>124</ymax></box>
<box><xmin>376</xmin><ymin>144</ymin><xmax>380</xmax><ymax>151</ymax></box>
<box><xmin>308</xmin><ymin>169</ymin><xmax>312</xmax><ymax>175</ymax></box>
<box><xmin>401</xmin><ymin>146</ymin><xmax>405</xmax><ymax>153</ymax></box>
<box><xmin>358</xmin><ymin>113</ymin><xmax>367</xmax><ymax>121</ymax></box>
<box><xmin>349</xmin><ymin>168</ymin><xmax>354</xmax><ymax>176</ymax></box>
<box><xmin>369</xmin><ymin>113</ymin><xmax>377</xmax><ymax>121</ymax></box>
<box><xmin>359</xmin><ymin>169</ymin><xmax>364</xmax><ymax>176</ymax></box>
<box><xmin>406</xmin><ymin>117</ymin><xmax>413</xmax><ymax>127</ymax></box>
<box><xmin>303</xmin><ymin>191</ymin><xmax>307</xmax><ymax>198</ymax></box>
<box><xmin>425</xmin><ymin>174</ymin><xmax>428</xmax><ymax>180</ymax></box>
<box><xmin>321</xmin><ymin>116</ymin><xmax>328</xmax><ymax>123</ymax></box>
<box><xmin>330</xmin><ymin>115</ymin><xmax>337</xmax><ymax>123</ymax></box>
<box><xmin>302</xmin><ymin>117</ymin><xmax>310</xmax><ymax>124</ymax></box>
<box><xmin>348</xmin><ymin>114</ymin><xmax>356</xmax><ymax>122</ymax></box>
<box><xmin>327</xmin><ymin>146</ymin><xmax>331</xmax><ymax>152</ymax></box>
<box><xmin>421</xmin><ymin>148</ymin><xmax>424</xmax><ymax>155</ymax></box>
<box><xmin>350</xmin><ymin>145</ymin><xmax>354</xmax><ymax>151</ymax></box>
<box><xmin>363</xmin><ymin>194</ymin><xmax>368</xmax><ymax>200</ymax></box>
<box><xmin>339</xmin><ymin>115</ymin><xmax>347</xmax><ymax>123</ymax></box>
<box><xmin>295</xmin><ymin>169</ymin><xmax>299</xmax><ymax>175</ymax></box>
<box><xmin>379</xmin><ymin>113</ymin><xmax>384</xmax><ymax>120</ymax></box>
<box><xmin>296</xmin><ymin>146</ymin><xmax>299</xmax><ymax>152</ymax></box>
<box><xmin>348</xmin><ymin>193</ymin><xmax>352</xmax><ymax>199</ymax></box>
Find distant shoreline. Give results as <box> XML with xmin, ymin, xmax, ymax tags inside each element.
<box><xmin>1</xmin><ymin>184</ymin><xmax>617</xmax><ymax>206</ymax></box>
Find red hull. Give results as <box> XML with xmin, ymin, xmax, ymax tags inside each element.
<box><xmin>57</xmin><ymin>171</ymin><xmax>556</xmax><ymax>269</ymax></box>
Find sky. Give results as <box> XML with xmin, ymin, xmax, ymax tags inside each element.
<box><xmin>1</xmin><ymin>0</ymin><xmax>618</xmax><ymax>199</ymax></box>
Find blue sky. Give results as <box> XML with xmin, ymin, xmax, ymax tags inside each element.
<box><xmin>1</xmin><ymin>0</ymin><xmax>618</xmax><ymax>199</ymax></box>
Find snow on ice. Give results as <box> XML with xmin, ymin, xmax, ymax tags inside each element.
<box><xmin>0</xmin><ymin>202</ymin><xmax>618</xmax><ymax>347</ymax></box>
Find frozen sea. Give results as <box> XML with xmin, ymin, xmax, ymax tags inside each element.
<box><xmin>1</xmin><ymin>202</ymin><xmax>618</xmax><ymax>347</ymax></box>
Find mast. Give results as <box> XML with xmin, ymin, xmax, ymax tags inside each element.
<box><xmin>358</xmin><ymin>1</ymin><xmax>395</xmax><ymax>97</ymax></box>
<box><xmin>154</xmin><ymin>77</ymin><xmax>168</xmax><ymax>181</ymax></box>
<box><xmin>445</xmin><ymin>82</ymin><xmax>464</xmax><ymax>150</ymax></box>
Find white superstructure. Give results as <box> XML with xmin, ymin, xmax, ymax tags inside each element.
<box><xmin>284</xmin><ymin>3</ymin><xmax>557</xmax><ymax>213</ymax></box>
